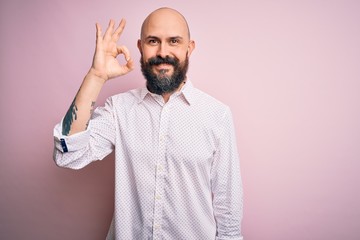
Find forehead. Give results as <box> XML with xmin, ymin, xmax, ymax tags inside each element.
<box><xmin>141</xmin><ymin>9</ymin><xmax>189</xmax><ymax>40</ymax></box>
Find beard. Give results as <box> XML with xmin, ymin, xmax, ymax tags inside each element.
<box><xmin>140</xmin><ymin>54</ymin><xmax>189</xmax><ymax>95</ymax></box>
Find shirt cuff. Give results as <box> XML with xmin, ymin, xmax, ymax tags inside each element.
<box><xmin>215</xmin><ymin>236</ymin><xmax>244</xmax><ymax>240</ymax></box>
<box><xmin>53</xmin><ymin>120</ymin><xmax>91</xmax><ymax>153</ymax></box>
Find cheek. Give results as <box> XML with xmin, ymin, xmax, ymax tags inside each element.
<box><xmin>174</xmin><ymin>48</ymin><xmax>189</xmax><ymax>61</ymax></box>
<box><xmin>141</xmin><ymin>47</ymin><xmax>157</xmax><ymax>59</ymax></box>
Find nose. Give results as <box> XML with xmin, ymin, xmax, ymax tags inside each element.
<box><xmin>157</xmin><ymin>43</ymin><xmax>169</xmax><ymax>58</ymax></box>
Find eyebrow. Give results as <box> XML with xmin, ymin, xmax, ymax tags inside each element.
<box><xmin>145</xmin><ymin>35</ymin><xmax>184</xmax><ymax>40</ymax></box>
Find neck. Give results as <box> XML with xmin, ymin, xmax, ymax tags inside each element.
<box><xmin>162</xmin><ymin>80</ymin><xmax>187</xmax><ymax>103</ymax></box>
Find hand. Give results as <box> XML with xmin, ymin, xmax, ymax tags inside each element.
<box><xmin>90</xmin><ymin>19</ymin><xmax>134</xmax><ymax>82</ymax></box>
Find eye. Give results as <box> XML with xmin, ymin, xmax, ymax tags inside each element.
<box><xmin>170</xmin><ymin>38</ymin><xmax>180</xmax><ymax>45</ymax></box>
<box><xmin>148</xmin><ymin>39</ymin><xmax>159</xmax><ymax>46</ymax></box>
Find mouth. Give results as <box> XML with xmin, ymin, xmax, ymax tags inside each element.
<box><xmin>153</xmin><ymin>64</ymin><xmax>173</xmax><ymax>74</ymax></box>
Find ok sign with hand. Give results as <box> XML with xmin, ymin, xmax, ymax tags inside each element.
<box><xmin>62</xmin><ymin>19</ymin><xmax>134</xmax><ymax>136</ymax></box>
<box><xmin>90</xmin><ymin>19</ymin><xmax>134</xmax><ymax>82</ymax></box>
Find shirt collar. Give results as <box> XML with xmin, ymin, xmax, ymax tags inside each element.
<box><xmin>138</xmin><ymin>80</ymin><xmax>196</xmax><ymax>105</ymax></box>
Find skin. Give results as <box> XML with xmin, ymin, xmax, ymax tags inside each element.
<box><xmin>62</xmin><ymin>18</ymin><xmax>134</xmax><ymax>135</ymax></box>
<box><xmin>138</xmin><ymin>8</ymin><xmax>195</xmax><ymax>101</ymax></box>
<box><xmin>62</xmin><ymin>8</ymin><xmax>195</xmax><ymax>136</ymax></box>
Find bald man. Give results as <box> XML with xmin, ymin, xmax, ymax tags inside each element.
<box><xmin>54</xmin><ymin>8</ymin><xmax>243</xmax><ymax>240</ymax></box>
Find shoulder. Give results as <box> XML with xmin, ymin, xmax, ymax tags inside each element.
<box><xmin>111</xmin><ymin>88</ymin><xmax>142</xmax><ymax>101</ymax></box>
<box><xmin>191</xmin><ymin>87</ymin><xmax>230</xmax><ymax>115</ymax></box>
<box><xmin>184</xmin><ymin>86</ymin><xmax>233</xmax><ymax>131</ymax></box>
<box><xmin>107</xmin><ymin>88</ymin><xmax>144</xmax><ymax>107</ymax></box>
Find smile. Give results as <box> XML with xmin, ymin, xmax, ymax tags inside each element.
<box><xmin>153</xmin><ymin>64</ymin><xmax>173</xmax><ymax>73</ymax></box>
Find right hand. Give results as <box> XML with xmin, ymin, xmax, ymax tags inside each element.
<box><xmin>89</xmin><ymin>19</ymin><xmax>134</xmax><ymax>82</ymax></box>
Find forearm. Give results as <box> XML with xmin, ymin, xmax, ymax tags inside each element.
<box><xmin>54</xmin><ymin>93</ymin><xmax>116</xmax><ymax>169</ymax></box>
<box><xmin>62</xmin><ymin>69</ymin><xmax>105</xmax><ymax>136</ymax></box>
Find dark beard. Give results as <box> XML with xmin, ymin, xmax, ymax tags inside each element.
<box><xmin>140</xmin><ymin>55</ymin><xmax>189</xmax><ymax>95</ymax></box>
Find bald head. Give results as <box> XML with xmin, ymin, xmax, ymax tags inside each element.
<box><xmin>138</xmin><ymin>8</ymin><xmax>196</xmax><ymax>96</ymax></box>
<box><xmin>140</xmin><ymin>7</ymin><xmax>191</xmax><ymax>40</ymax></box>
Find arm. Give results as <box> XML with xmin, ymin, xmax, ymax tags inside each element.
<box><xmin>211</xmin><ymin>108</ymin><xmax>244</xmax><ymax>240</ymax></box>
<box><xmin>62</xmin><ymin>19</ymin><xmax>134</xmax><ymax>136</ymax></box>
<box><xmin>53</xmin><ymin>19</ymin><xmax>133</xmax><ymax>169</ymax></box>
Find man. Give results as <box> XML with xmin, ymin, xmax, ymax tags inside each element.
<box><xmin>54</xmin><ymin>7</ymin><xmax>243</xmax><ymax>240</ymax></box>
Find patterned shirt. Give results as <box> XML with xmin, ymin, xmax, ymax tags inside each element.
<box><xmin>53</xmin><ymin>81</ymin><xmax>243</xmax><ymax>240</ymax></box>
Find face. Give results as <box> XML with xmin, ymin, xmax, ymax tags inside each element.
<box><xmin>140</xmin><ymin>54</ymin><xmax>189</xmax><ymax>95</ymax></box>
<box><xmin>138</xmin><ymin>9</ymin><xmax>195</xmax><ymax>95</ymax></box>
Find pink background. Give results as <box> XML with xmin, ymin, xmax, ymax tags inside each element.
<box><xmin>1</xmin><ymin>0</ymin><xmax>360</xmax><ymax>239</ymax></box>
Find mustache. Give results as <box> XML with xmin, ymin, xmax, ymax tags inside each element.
<box><xmin>147</xmin><ymin>56</ymin><xmax>178</xmax><ymax>66</ymax></box>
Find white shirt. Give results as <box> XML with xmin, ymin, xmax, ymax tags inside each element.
<box><xmin>53</xmin><ymin>81</ymin><xmax>243</xmax><ymax>240</ymax></box>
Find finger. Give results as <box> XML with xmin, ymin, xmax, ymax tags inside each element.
<box><xmin>104</xmin><ymin>19</ymin><xmax>115</xmax><ymax>40</ymax></box>
<box><xmin>112</xmin><ymin>18</ymin><xmax>126</xmax><ymax>42</ymax></box>
<box><xmin>116</xmin><ymin>45</ymin><xmax>134</xmax><ymax>73</ymax></box>
<box><xmin>95</xmin><ymin>23</ymin><xmax>102</xmax><ymax>46</ymax></box>
<box><xmin>117</xmin><ymin>45</ymin><xmax>131</xmax><ymax>62</ymax></box>
<box><xmin>126</xmin><ymin>58</ymin><xmax>135</xmax><ymax>71</ymax></box>
<box><xmin>120</xmin><ymin>58</ymin><xmax>134</xmax><ymax>74</ymax></box>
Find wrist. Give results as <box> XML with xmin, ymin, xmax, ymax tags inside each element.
<box><xmin>86</xmin><ymin>68</ymin><xmax>108</xmax><ymax>84</ymax></box>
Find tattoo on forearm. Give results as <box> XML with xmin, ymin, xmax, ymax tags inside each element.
<box><xmin>62</xmin><ymin>98</ymin><xmax>78</xmax><ymax>135</ymax></box>
<box><xmin>85</xmin><ymin>101</ymin><xmax>96</xmax><ymax>129</ymax></box>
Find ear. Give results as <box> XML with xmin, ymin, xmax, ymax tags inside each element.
<box><xmin>187</xmin><ymin>40</ymin><xmax>195</xmax><ymax>57</ymax></box>
<box><xmin>137</xmin><ymin>39</ymin><xmax>142</xmax><ymax>54</ymax></box>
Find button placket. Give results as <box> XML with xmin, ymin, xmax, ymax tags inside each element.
<box><xmin>153</xmin><ymin>103</ymin><xmax>170</xmax><ymax>237</ymax></box>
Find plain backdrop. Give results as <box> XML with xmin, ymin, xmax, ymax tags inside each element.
<box><xmin>1</xmin><ymin>0</ymin><xmax>360</xmax><ymax>239</ymax></box>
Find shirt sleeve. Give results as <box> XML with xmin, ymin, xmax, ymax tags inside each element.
<box><xmin>211</xmin><ymin>107</ymin><xmax>244</xmax><ymax>240</ymax></box>
<box><xmin>53</xmin><ymin>97</ymin><xmax>116</xmax><ymax>170</ymax></box>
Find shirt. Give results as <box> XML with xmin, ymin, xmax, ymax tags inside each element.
<box><xmin>53</xmin><ymin>81</ymin><xmax>243</xmax><ymax>240</ymax></box>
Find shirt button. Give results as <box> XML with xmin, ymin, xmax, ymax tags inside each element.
<box><xmin>157</xmin><ymin>165</ymin><xmax>163</xmax><ymax>171</ymax></box>
<box><xmin>156</xmin><ymin>195</ymin><xmax>161</xmax><ymax>200</ymax></box>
